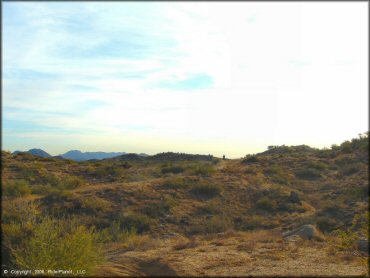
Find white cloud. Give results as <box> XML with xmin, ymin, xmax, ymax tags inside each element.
<box><xmin>3</xmin><ymin>2</ymin><xmax>368</xmax><ymax>157</ymax></box>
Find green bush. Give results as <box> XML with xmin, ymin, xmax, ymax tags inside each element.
<box><xmin>42</xmin><ymin>190</ymin><xmax>74</xmax><ymax>206</ymax></box>
<box><xmin>80</xmin><ymin>196</ymin><xmax>112</xmax><ymax>215</ymax></box>
<box><xmin>15</xmin><ymin>165</ymin><xmax>39</xmax><ymax>182</ymax></box>
<box><xmin>96</xmin><ymin>221</ymin><xmax>137</xmax><ymax>243</ymax></box>
<box><xmin>121</xmin><ymin>213</ymin><xmax>151</xmax><ymax>233</ymax></box>
<box><xmin>193</xmin><ymin>164</ymin><xmax>215</xmax><ymax>177</ymax></box>
<box><xmin>140</xmin><ymin>202</ymin><xmax>170</xmax><ymax>218</ymax></box>
<box><xmin>255</xmin><ymin>197</ymin><xmax>277</xmax><ymax>212</ymax></box>
<box><xmin>196</xmin><ymin>203</ymin><xmax>221</xmax><ymax>216</ymax></box>
<box><xmin>242</xmin><ymin>155</ymin><xmax>259</xmax><ymax>164</ymax></box>
<box><xmin>339</xmin><ymin>163</ymin><xmax>361</xmax><ymax>176</ymax></box>
<box><xmin>203</xmin><ymin>216</ymin><xmax>233</xmax><ymax>234</ymax></box>
<box><xmin>40</xmin><ymin>173</ymin><xmax>61</xmax><ymax>186</ymax></box>
<box><xmin>91</xmin><ymin>165</ymin><xmax>124</xmax><ymax>179</ymax></box>
<box><xmin>295</xmin><ymin>167</ymin><xmax>322</xmax><ymax>180</ymax></box>
<box><xmin>59</xmin><ymin>176</ymin><xmax>85</xmax><ymax>190</ymax></box>
<box><xmin>264</xmin><ymin>165</ymin><xmax>284</xmax><ymax>176</ymax></box>
<box><xmin>316</xmin><ymin>217</ymin><xmax>338</xmax><ymax>233</ymax></box>
<box><xmin>307</xmin><ymin>161</ymin><xmax>328</xmax><ymax>171</ymax></box>
<box><xmin>2</xmin><ymin>180</ymin><xmax>31</xmax><ymax>198</ymax></box>
<box><xmin>2</xmin><ymin>203</ymin><xmax>103</xmax><ymax>274</ymax></box>
<box><xmin>159</xmin><ymin>177</ymin><xmax>189</xmax><ymax>189</ymax></box>
<box><xmin>161</xmin><ymin>165</ymin><xmax>184</xmax><ymax>174</ymax></box>
<box><xmin>31</xmin><ymin>184</ymin><xmax>57</xmax><ymax>195</ymax></box>
<box><xmin>237</xmin><ymin>215</ymin><xmax>279</xmax><ymax>230</ymax></box>
<box><xmin>190</xmin><ymin>182</ymin><xmax>222</xmax><ymax>199</ymax></box>
<box><xmin>264</xmin><ymin>165</ymin><xmax>290</xmax><ymax>184</ymax></box>
<box><xmin>10</xmin><ymin>217</ymin><xmax>103</xmax><ymax>274</ymax></box>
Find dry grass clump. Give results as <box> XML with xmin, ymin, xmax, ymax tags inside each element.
<box><xmin>2</xmin><ymin>201</ymin><xmax>104</xmax><ymax>274</ymax></box>
<box><xmin>125</xmin><ymin>235</ymin><xmax>162</xmax><ymax>251</ymax></box>
<box><xmin>2</xmin><ymin>179</ymin><xmax>31</xmax><ymax>198</ymax></box>
<box><xmin>241</xmin><ymin>229</ymin><xmax>282</xmax><ymax>243</ymax></box>
<box><xmin>189</xmin><ymin>182</ymin><xmax>222</xmax><ymax>199</ymax></box>
<box><xmin>173</xmin><ymin>237</ymin><xmax>199</xmax><ymax>250</ymax></box>
<box><xmin>159</xmin><ymin>177</ymin><xmax>190</xmax><ymax>190</ymax></box>
<box><xmin>237</xmin><ymin>241</ymin><xmax>257</xmax><ymax>252</ymax></box>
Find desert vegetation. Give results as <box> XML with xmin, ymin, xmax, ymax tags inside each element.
<box><xmin>1</xmin><ymin>133</ymin><xmax>369</xmax><ymax>276</ymax></box>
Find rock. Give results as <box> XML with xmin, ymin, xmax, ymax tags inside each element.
<box><xmin>289</xmin><ymin>191</ymin><xmax>301</xmax><ymax>204</ymax></box>
<box><xmin>283</xmin><ymin>224</ymin><xmax>320</xmax><ymax>240</ymax></box>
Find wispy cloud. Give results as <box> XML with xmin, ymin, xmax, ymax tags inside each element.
<box><xmin>157</xmin><ymin>74</ymin><xmax>213</xmax><ymax>90</ymax></box>
<box><xmin>3</xmin><ymin>2</ymin><xmax>367</xmax><ymax>157</ymax></box>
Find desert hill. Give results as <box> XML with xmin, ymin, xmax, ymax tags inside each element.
<box><xmin>12</xmin><ymin>148</ymin><xmax>52</xmax><ymax>158</ymax></box>
<box><xmin>1</xmin><ymin>133</ymin><xmax>369</xmax><ymax>276</ymax></box>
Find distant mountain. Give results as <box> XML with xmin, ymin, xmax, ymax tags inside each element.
<box><xmin>60</xmin><ymin>150</ymin><xmax>127</xmax><ymax>161</ymax></box>
<box><xmin>12</xmin><ymin>149</ymin><xmax>148</xmax><ymax>161</ymax></box>
<box><xmin>12</xmin><ymin>148</ymin><xmax>51</xmax><ymax>158</ymax></box>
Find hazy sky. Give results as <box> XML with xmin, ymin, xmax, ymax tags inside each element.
<box><xmin>3</xmin><ymin>2</ymin><xmax>368</xmax><ymax>158</ymax></box>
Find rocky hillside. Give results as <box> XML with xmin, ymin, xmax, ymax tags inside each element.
<box><xmin>1</xmin><ymin>133</ymin><xmax>368</xmax><ymax>276</ymax></box>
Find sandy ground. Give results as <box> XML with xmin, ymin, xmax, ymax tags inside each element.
<box><xmin>97</xmin><ymin>233</ymin><xmax>369</xmax><ymax>277</ymax></box>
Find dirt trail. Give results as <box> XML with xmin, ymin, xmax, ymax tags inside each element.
<box><xmin>99</xmin><ymin>235</ymin><xmax>368</xmax><ymax>277</ymax></box>
<box><xmin>99</xmin><ymin>247</ymin><xmax>178</xmax><ymax>277</ymax></box>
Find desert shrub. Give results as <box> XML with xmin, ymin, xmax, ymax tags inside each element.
<box><xmin>190</xmin><ymin>216</ymin><xmax>232</xmax><ymax>234</ymax></box>
<box><xmin>120</xmin><ymin>212</ymin><xmax>151</xmax><ymax>233</ymax></box>
<box><xmin>306</xmin><ymin>161</ymin><xmax>328</xmax><ymax>171</ymax></box>
<box><xmin>196</xmin><ymin>203</ymin><xmax>221</xmax><ymax>216</ymax></box>
<box><xmin>245</xmin><ymin>167</ymin><xmax>257</xmax><ymax>175</ymax></box>
<box><xmin>264</xmin><ymin>165</ymin><xmax>290</xmax><ymax>184</ymax></box>
<box><xmin>140</xmin><ymin>202</ymin><xmax>170</xmax><ymax>218</ymax></box>
<box><xmin>159</xmin><ymin>177</ymin><xmax>189</xmax><ymax>189</ymax></box>
<box><xmin>330</xmin><ymin>211</ymin><xmax>369</xmax><ymax>254</ymax></box>
<box><xmin>59</xmin><ymin>176</ymin><xmax>85</xmax><ymax>190</ymax></box>
<box><xmin>91</xmin><ymin>165</ymin><xmax>124</xmax><ymax>179</ymax></box>
<box><xmin>173</xmin><ymin>239</ymin><xmax>199</xmax><ymax>250</ymax></box>
<box><xmin>10</xmin><ymin>217</ymin><xmax>103</xmax><ymax>274</ymax></box>
<box><xmin>255</xmin><ymin>197</ymin><xmax>278</xmax><ymax>212</ymax></box>
<box><xmin>161</xmin><ymin>165</ymin><xmax>184</xmax><ymax>174</ymax></box>
<box><xmin>242</xmin><ymin>155</ymin><xmax>259</xmax><ymax>164</ymax></box>
<box><xmin>31</xmin><ymin>184</ymin><xmax>58</xmax><ymax>195</ymax></box>
<box><xmin>41</xmin><ymin>190</ymin><xmax>74</xmax><ymax>211</ymax></box>
<box><xmin>2</xmin><ymin>180</ymin><xmax>31</xmax><ymax>198</ymax></box>
<box><xmin>193</xmin><ymin>164</ymin><xmax>215</xmax><ymax>177</ymax></box>
<box><xmin>318</xmin><ymin>201</ymin><xmax>347</xmax><ymax>219</ymax></box>
<box><xmin>277</xmin><ymin>202</ymin><xmax>306</xmax><ymax>213</ymax></box>
<box><xmin>190</xmin><ymin>182</ymin><xmax>222</xmax><ymax>199</ymax></box>
<box><xmin>345</xmin><ymin>184</ymin><xmax>368</xmax><ymax>201</ymax></box>
<box><xmin>316</xmin><ymin>216</ymin><xmax>339</xmax><ymax>233</ymax></box>
<box><xmin>15</xmin><ymin>165</ymin><xmax>39</xmax><ymax>182</ymax></box>
<box><xmin>119</xmin><ymin>161</ymin><xmax>132</xmax><ymax>169</ymax></box>
<box><xmin>2</xmin><ymin>201</ymin><xmax>103</xmax><ymax>274</ymax></box>
<box><xmin>203</xmin><ymin>216</ymin><xmax>233</xmax><ymax>234</ymax></box>
<box><xmin>338</xmin><ymin>163</ymin><xmax>361</xmax><ymax>176</ymax></box>
<box><xmin>295</xmin><ymin>167</ymin><xmax>322</xmax><ymax>180</ymax></box>
<box><xmin>40</xmin><ymin>173</ymin><xmax>61</xmax><ymax>186</ymax></box>
<box><xmin>332</xmin><ymin>229</ymin><xmax>359</xmax><ymax>251</ymax></box>
<box><xmin>334</xmin><ymin>156</ymin><xmax>356</xmax><ymax>166</ymax></box>
<box><xmin>264</xmin><ymin>165</ymin><xmax>284</xmax><ymax>176</ymax></box>
<box><xmin>316</xmin><ymin>149</ymin><xmax>332</xmax><ymax>159</ymax></box>
<box><xmin>238</xmin><ymin>215</ymin><xmax>279</xmax><ymax>230</ymax></box>
<box><xmin>2</xmin><ymin>200</ymin><xmax>38</xmax><ymax>224</ymax></box>
<box><xmin>338</xmin><ymin>140</ymin><xmax>353</xmax><ymax>154</ymax></box>
<box><xmin>96</xmin><ymin>221</ymin><xmax>137</xmax><ymax>243</ymax></box>
<box><xmin>80</xmin><ymin>196</ymin><xmax>112</xmax><ymax>215</ymax></box>
<box><xmin>246</xmin><ymin>174</ymin><xmax>265</xmax><ymax>186</ymax></box>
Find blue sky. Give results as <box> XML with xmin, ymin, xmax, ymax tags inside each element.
<box><xmin>3</xmin><ymin>2</ymin><xmax>368</xmax><ymax>157</ymax></box>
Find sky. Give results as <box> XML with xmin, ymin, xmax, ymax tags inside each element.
<box><xmin>2</xmin><ymin>2</ymin><xmax>368</xmax><ymax>158</ymax></box>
